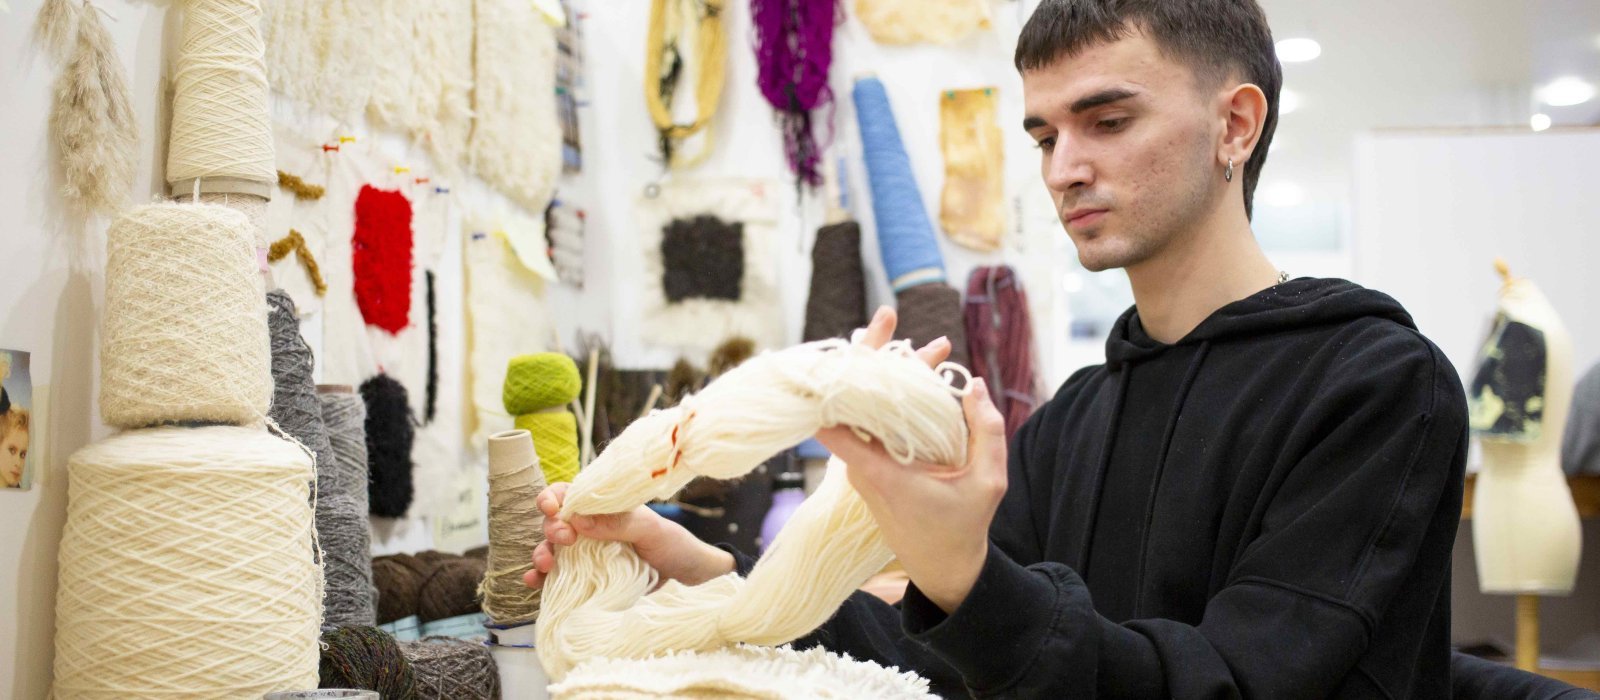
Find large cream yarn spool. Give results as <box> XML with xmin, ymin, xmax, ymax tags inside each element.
<box><xmin>536</xmin><ymin>338</ymin><xmax>968</xmax><ymax>680</ymax></box>
<box><xmin>100</xmin><ymin>202</ymin><xmax>272</xmax><ymax>428</ymax></box>
<box><xmin>53</xmin><ymin>425</ymin><xmax>321</xmax><ymax>698</ymax></box>
<box><xmin>167</xmin><ymin>0</ymin><xmax>276</xmax><ymax>197</ymax></box>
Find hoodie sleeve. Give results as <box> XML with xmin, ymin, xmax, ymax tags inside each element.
<box><xmin>900</xmin><ymin>328</ymin><xmax>1468</xmax><ymax>698</ymax></box>
<box><xmin>712</xmin><ymin>404</ymin><xmax>1061</xmax><ymax>698</ymax></box>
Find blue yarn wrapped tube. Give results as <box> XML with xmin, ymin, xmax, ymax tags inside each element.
<box><xmin>853</xmin><ymin>76</ymin><xmax>946</xmax><ymax>291</ymax></box>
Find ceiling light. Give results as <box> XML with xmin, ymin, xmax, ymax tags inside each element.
<box><xmin>1275</xmin><ymin>38</ymin><xmax>1322</xmax><ymax>63</ymax></box>
<box><xmin>1259</xmin><ymin>182</ymin><xmax>1306</xmax><ymax>208</ymax></box>
<box><xmin>1278</xmin><ymin>89</ymin><xmax>1301</xmax><ymax>115</ymax></box>
<box><xmin>1531</xmin><ymin>113</ymin><xmax>1552</xmax><ymax>132</ymax></box>
<box><xmin>1538</xmin><ymin>77</ymin><xmax>1596</xmax><ymax>107</ymax></box>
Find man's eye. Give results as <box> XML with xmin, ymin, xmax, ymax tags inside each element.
<box><xmin>1098</xmin><ymin>118</ymin><xmax>1129</xmax><ymax>131</ymax></box>
<box><xmin>1035</xmin><ymin>136</ymin><xmax>1056</xmax><ymax>150</ymax></box>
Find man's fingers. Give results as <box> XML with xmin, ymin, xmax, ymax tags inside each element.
<box><xmin>964</xmin><ymin>378</ymin><xmax>1010</xmax><ymax>484</ymax></box>
<box><xmin>569</xmin><ymin>507</ymin><xmax>657</xmax><ymax>544</ymax></box>
<box><xmin>533</xmin><ymin>541</ymin><xmax>556</xmax><ymax>572</ymax></box>
<box><xmin>538</xmin><ymin>482</ymin><xmax>569</xmax><ymax>519</ymax></box>
<box><xmin>859</xmin><ymin>306</ymin><xmax>897</xmax><ymax>349</ymax></box>
<box><xmin>545</xmin><ymin>517</ymin><xmax>576</xmax><ymax>546</ymax></box>
<box><xmin>915</xmin><ymin>336</ymin><xmax>952</xmax><ymax>368</ymax></box>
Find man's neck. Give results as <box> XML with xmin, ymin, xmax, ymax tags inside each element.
<box><xmin>1125</xmin><ymin>203</ymin><xmax>1279</xmax><ymax>344</ymax></box>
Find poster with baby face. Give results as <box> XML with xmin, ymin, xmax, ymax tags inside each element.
<box><xmin>1</xmin><ymin>349</ymin><xmax>34</xmax><ymax>490</ymax></box>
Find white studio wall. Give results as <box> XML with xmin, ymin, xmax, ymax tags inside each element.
<box><xmin>1352</xmin><ymin>129</ymin><xmax>1600</xmax><ymax>379</ymax></box>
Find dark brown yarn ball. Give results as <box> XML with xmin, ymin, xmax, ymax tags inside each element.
<box><xmin>414</xmin><ymin>550</ymin><xmax>456</xmax><ymax>565</ymax></box>
<box><xmin>464</xmin><ymin>545</ymin><xmax>489</xmax><ymax>561</ymax></box>
<box><xmin>371</xmin><ymin>555</ymin><xmax>425</xmax><ymax>624</ymax></box>
<box><xmin>708</xmin><ymin>336</ymin><xmax>756</xmax><ymax>377</ymax></box>
<box><xmin>418</xmin><ymin>556</ymin><xmax>487</xmax><ymax>623</ymax></box>
<box><xmin>319</xmin><ymin>626</ymin><xmax>417</xmax><ymax>700</ymax></box>
<box><xmin>665</xmin><ymin>358</ymin><xmax>703</xmax><ymax>406</ymax></box>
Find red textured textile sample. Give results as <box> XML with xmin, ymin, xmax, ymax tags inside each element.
<box><xmin>352</xmin><ymin>185</ymin><xmax>414</xmax><ymax>334</ymax></box>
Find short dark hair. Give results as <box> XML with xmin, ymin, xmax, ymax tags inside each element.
<box><xmin>1015</xmin><ymin>0</ymin><xmax>1281</xmax><ymax>219</ymax></box>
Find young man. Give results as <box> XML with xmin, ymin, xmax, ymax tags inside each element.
<box><xmin>529</xmin><ymin>0</ymin><xmax>1471</xmax><ymax>696</ymax></box>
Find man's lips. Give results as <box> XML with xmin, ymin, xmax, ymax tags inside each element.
<box><xmin>1064</xmin><ymin>208</ymin><xmax>1108</xmax><ymax>227</ymax></box>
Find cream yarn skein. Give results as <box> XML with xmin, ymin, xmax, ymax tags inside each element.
<box><xmin>537</xmin><ymin>338</ymin><xmax>968</xmax><ymax>679</ymax></box>
<box><xmin>54</xmin><ymin>425</ymin><xmax>321</xmax><ymax>698</ymax></box>
<box><xmin>100</xmin><ymin>202</ymin><xmax>272</xmax><ymax>428</ymax></box>
<box><xmin>549</xmin><ymin>644</ymin><xmax>937</xmax><ymax>699</ymax></box>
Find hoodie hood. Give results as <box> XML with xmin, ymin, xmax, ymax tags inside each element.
<box><xmin>1105</xmin><ymin>278</ymin><xmax>1415</xmax><ymax>370</ymax></box>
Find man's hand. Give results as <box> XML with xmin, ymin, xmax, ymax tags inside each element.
<box><xmin>818</xmin><ymin>307</ymin><xmax>1009</xmax><ymax>615</ymax></box>
<box><xmin>522</xmin><ymin>482</ymin><xmax>736</xmax><ymax>590</ymax></box>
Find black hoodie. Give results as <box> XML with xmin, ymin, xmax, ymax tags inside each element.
<box><xmin>740</xmin><ymin>278</ymin><xmax>1472</xmax><ymax>698</ymax></box>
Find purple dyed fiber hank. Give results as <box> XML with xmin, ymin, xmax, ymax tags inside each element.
<box><xmin>751</xmin><ymin>0</ymin><xmax>838</xmax><ymax>188</ymax></box>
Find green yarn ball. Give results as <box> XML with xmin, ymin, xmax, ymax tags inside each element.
<box><xmin>503</xmin><ymin>353</ymin><xmax>582</xmax><ymax>415</ymax></box>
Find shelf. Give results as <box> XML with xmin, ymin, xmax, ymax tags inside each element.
<box><xmin>1461</xmin><ymin>474</ymin><xmax>1600</xmax><ymax>520</ymax></box>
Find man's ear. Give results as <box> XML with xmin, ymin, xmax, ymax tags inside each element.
<box><xmin>1219</xmin><ymin>82</ymin><xmax>1269</xmax><ymax>168</ymax></box>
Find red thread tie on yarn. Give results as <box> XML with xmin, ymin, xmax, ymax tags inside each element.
<box><xmin>352</xmin><ymin>185</ymin><xmax>415</xmax><ymax>334</ymax></box>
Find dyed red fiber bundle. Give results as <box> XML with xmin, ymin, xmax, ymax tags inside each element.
<box><xmin>964</xmin><ymin>265</ymin><xmax>1038</xmax><ymax>439</ymax></box>
<box><xmin>352</xmin><ymin>185</ymin><xmax>414</xmax><ymax>334</ymax></box>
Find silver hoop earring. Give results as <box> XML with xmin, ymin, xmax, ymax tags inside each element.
<box><xmin>1225</xmin><ymin>158</ymin><xmax>1234</xmax><ymax>183</ymax></box>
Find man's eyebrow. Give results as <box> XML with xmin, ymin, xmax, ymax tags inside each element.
<box><xmin>1069</xmin><ymin>87</ymin><xmax>1139</xmax><ymax>114</ymax></box>
<box><xmin>1023</xmin><ymin>115</ymin><xmax>1048</xmax><ymax>131</ymax></box>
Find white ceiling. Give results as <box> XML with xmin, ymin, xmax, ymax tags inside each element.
<box><xmin>1254</xmin><ymin>0</ymin><xmax>1600</xmax><ymax>238</ymax></box>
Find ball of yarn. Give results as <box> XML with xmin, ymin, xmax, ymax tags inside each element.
<box><xmin>319</xmin><ymin>626</ymin><xmax>418</xmax><ymax>699</ymax></box>
<box><xmin>372</xmin><ymin>555</ymin><xmax>425</xmax><ymax>625</ymax></box>
<box><xmin>503</xmin><ymin>353</ymin><xmax>582</xmax><ymax>415</ymax></box>
<box><xmin>99</xmin><ymin>202</ymin><xmax>272</xmax><ymax>429</ymax></box>
<box><xmin>513</xmin><ymin>411</ymin><xmax>580</xmax><ymax>485</ymax></box>
<box><xmin>415</xmin><ymin>550</ymin><xmax>457</xmax><ymax>565</ymax></box>
<box><xmin>708</xmin><ymin>336</ymin><xmax>756</xmax><ymax>377</ymax></box>
<box><xmin>464</xmin><ymin>545</ymin><xmax>489</xmax><ymax>560</ymax></box>
<box><xmin>418</xmin><ymin>556</ymin><xmax>487</xmax><ymax>623</ymax></box>
<box><xmin>362</xmin><ymin>374</ymin><xmax>415</xmax><ymax>518</ymax></box>
<box><xmin>55</xmin><ymin>426</ymin><xmax>319</xmax><ymax>696</ymax></box>
<box><xmin>402</xmin><ymin>636</ymin><xmax>501</xmax><ymax>700</ymax></box>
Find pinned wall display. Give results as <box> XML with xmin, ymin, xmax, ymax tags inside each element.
<box><xmin>265</xmin><ymin>122</ymin><xmax>332</xmax><ymax>318</ymax></box>
<box><xmin>645</xmin><ymin>0</ymin><xmax>727</xmax><ymax>169</ymax></box>
<box><xmin>367</xmin><ymin>1</ymin><xmax>475</xmax><ymax>172</ymax></box>
<box><xmin>556</xmin><ymin>0</ymin><xmax>585</xmax><ymax>173</ymax></box>
<box><xmin>939</xmin><ymin>87</ymin><xmax>1005</xmax><ymax>251</ymax></box>
<box><xmin>363</xmin><ymin>373</ymin><xmax>417</xmax><ymax>518</ymax></box>
<box><xmin>546</xmin><ymin>198</ymin><xmax>586</xmax><ymax>288</ymax></box>
<box><xmin>752</xmin><ymin>0</ymin><xmax>836</xmax><ymax>188</ymax></box>
<box><xmin>41</xmin><ymin>0</ymin><xmax>137</xmax><ymax>215</ymax></box>
<box><xmin>635</xmin><ymin>180</ymin><xmax>781</xmax><ymax>350</ymax></box>
<box><xmin>465</xmin><ymin>218</ymin><xmax>555</xmax><ymax>448</ymax></box>
<box><xmin>352</xmin><ymin>186</ymin><xmax>416</xmax><ymax>335</ymax></box>
<box><xmin>263</xmin><ymin>0</ymin><xmax>376</xmax><ymax>121</ymax></box>
<box><xmin>472</xmin><ymin>0</ymin><xmax>563</xmax><ymax>212</ymax></box>
<box><xmin>854</xmin><ymin>0</ymin><xmax>991</xmax><ymax>45</ymax></box>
